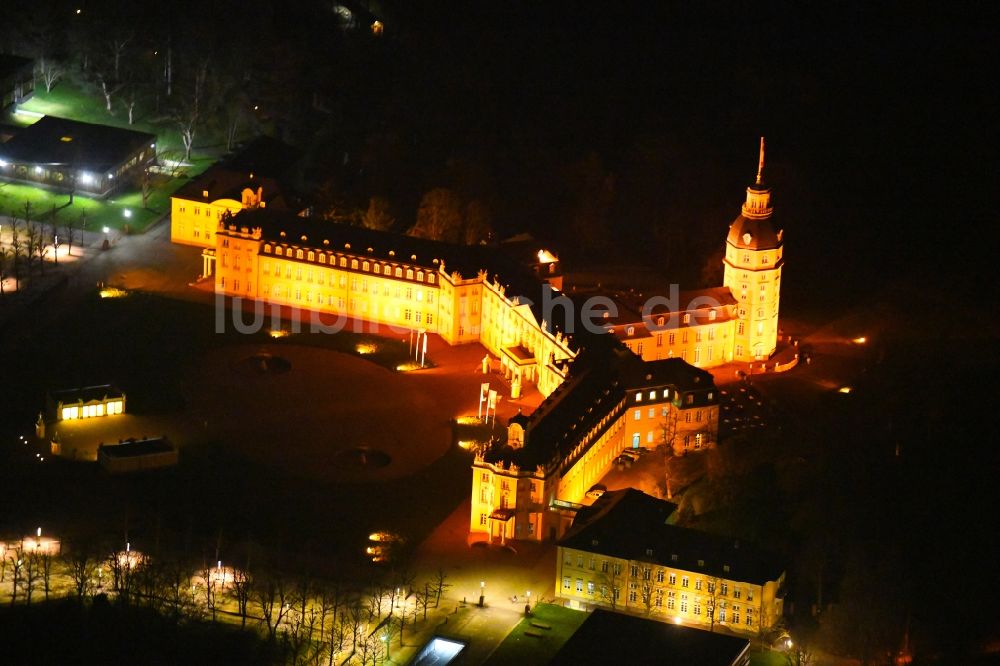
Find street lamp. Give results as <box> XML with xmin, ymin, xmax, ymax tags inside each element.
<box><xmin>525</xmin><ymin>590</ymin><xmax>532</xmax><ymax>615</ymax></box>
<box><xmin>478</xmin><ymin>580</ymin><xmax>485</xmax><ymax>608</ymax></box>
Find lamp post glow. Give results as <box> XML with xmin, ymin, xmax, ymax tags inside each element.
<box><xmin>525</xmin><ymin>589</ymin><xmax>532</xmax><ymax>615</ymax></box>
<box><xmin>478</xmin><ymin>580</ymin><xmax>485</xmax><ymax>607</ymax></box>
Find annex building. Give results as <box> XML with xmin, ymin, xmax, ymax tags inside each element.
<box><xmin>0</xmin><ymin>116</ymin><xmax>156</xmax><ymax>197</ymax></box>
<box><xmin>555</xmin><ymin>489</ymin><xmax>785</xmax><ymax>635</ymax></box>
<box><xmin>179</xmin><ymin>139</ymin><xmax>786</xmax><ymax>546</ymax></box>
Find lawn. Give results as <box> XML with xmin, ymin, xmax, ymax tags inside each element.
<box><xmin>484</xmin><ymin>603</ymin><xmax>588</xmax><ymax>665</ymax></box>
<box><xmin>749</xmin><ymin>648</ymin><xmax>794</xmax><ymax>666</ymax></box>
<box><xmin>1</xmin><ymin>79</ymin><xmax>226</xmax><ymax>232</ymax></box>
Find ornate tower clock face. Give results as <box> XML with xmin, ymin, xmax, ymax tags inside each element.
<box><xmin>743</xmin><ymin>232</ymin><xmax>752</xmax><ymax>245</ymax></box>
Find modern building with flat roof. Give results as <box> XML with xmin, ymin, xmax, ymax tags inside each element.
<box><xmin>98</xmin><ymin>437</ymin><xmax>178</xmax><ymax>474</ymax></box>
<box><xmin>0</xmin><ymin>116</ymin><xmax>156</xmax><ymax>197</ymax></box>
<box><xmin>551</xmin><ymin>608</ymin><xmax>751</xmax><ymax>665</ymax></box>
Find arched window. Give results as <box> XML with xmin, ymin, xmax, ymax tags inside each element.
<box><xmin>627</xmin><ymin>326</ymin><xmax>635</xmax><ymax>336</ymax></box>
<box><xmin>657</xmin><ymin>316</ymin><xmax>665</xmax><ymax>326</ymax></box>
<box><xmin>374</xmin><ymin>264</ymin><xmax>381</xmax><ymax>274</ymax></box>
<box><xmin>351</xmin><ymin>259</ymin><xmax>359</xmax><ymax>269</ymax></box>
<box><xmin>406</xmin><ymin>269</ymin><xmax>414</xmax><ymax>280</ymax></box>
<box><xmin>395</xmin><ymin>267</ymin><xmax>403</xmax><ymax>278</ymax></box>
<box><xmin>318</xmin><ymin>254</ymin><xmax>326</xmax><ymax>264</ymax></box>
<box><xmin>296</xmin><ymin>249</ymin><xmax>304</xmax><ymax>259</ymax></box>
<box><xmin>417</xmin><ymin>271</ymin><xmax>424</xmax><ymax>282</ymax></box>
<box><xmin>307</xmin><ymin>251</ymin><xmax>315</xmax><ymax>262</ymax></box>
<box><xmin>363</xmin><ymin>261</ymin><xmax>370</xmax><ymax>271</ymax></box>
<box><xmin>428</xmin><ymin>274</ymin><xmax>435</xmax><ymax>284</ymax></box>
<box><xmin>263</xmin><ymin>244</ymin><xmax>272</xmax><ymax>253</ymax></box>
<box><xmin>709</xmin><ymin>309</ymin><xmax>717</xmax><ymax>320</ymax></box>
<box><xmin>339</xmin><ymin>257</ymin><xmax>347</xmax><ymax>267</ymax></box>
<box><xmin>275</xmin><ymin>247</ymin><xmax>283</xmax><ymax>256</ymax></box>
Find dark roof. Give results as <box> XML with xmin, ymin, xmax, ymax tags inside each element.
<box><xmin>173</xmin><ymin>136</ymin><xmax>301</xmax><ymax>206</ymax></box>
<box><xmin>0</xmin><ymin>116</ymin><xmax>155</xmax><ymax>172</ymax></box>
<box><xmin>487</xmin><ymin>338</ymin><xmax>717</xmax><ymax>470</ymax></box>
<box><xmin>617</xmin><ymin>356</ymin><xmax>717</xmax><ymax>393</ymax></box>
<box><xmin>49</xmin><ymin>384</ymin><xmax>124</xmax><ymax>404</ymax></box>
<box><xmin>727</xmin><ymin>212</ymin><xmax>781</xmax><ymax>251</ymax></box>
<box><xmin>552</xmin><ymin>609</ymin><xmax>751</xmax><ymax>666</ymax></box>
<box><xmin>559</xmin><ymin>489</ymin><xmax>784</xmax><ymax>585</ymax></box>
<box><xmin>0</xmin><ymin>54</ymin><xmax>33</xmax><ymax>81</ymax></box>
<box><xmin>98</xmin><ymin>437</ymin><xmax>174</xmax><ymax>458</ymax></box>
<box><xmin>486</xmin><ymin>353</ymin><xmax>625</xmax><ymax>470</ymax></box>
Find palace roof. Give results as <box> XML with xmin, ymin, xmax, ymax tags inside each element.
<box><xmin>552</xmin><ymin>609</ymin><xmax>751</xmax><ymax>666</ymax></box>
<box><xmin>727</xmin><ymin>212</ymin><xmax>781</xmax><ymax>251</ymax></box>
<box><xmin>0</xmin><ymin>116</ymin><xmax>154</xmax><ymax>172</ymax></box>
<box><xmin>559</xmin><ymin>489</ymin><xmax>784</xmax><ymax>585</ymax></box>
<box><xmin>227</xmin><ymin>207</ymin><xmax>576</xmax><ymax>336</ymax></box>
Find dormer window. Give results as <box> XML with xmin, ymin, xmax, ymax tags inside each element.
<box><xmin>670</xmin><ymin>554</ymin><xmax>678</xmax><ymax>562</ymax></box>
<box><xmin>627</xmin><ymin>326</ymin><xmax>635</xmax><ymax>336</ymax></box>
<box><xmin>657</xmin><ymin>316</ymin><xmax>664</xmax><ymax>326</ymax></box>
<box><xmin>698</xmin><ymin>559</ymin><xmax>705</xmax><ymax>567</ymax></box>
<box><xmin>723</xmin><ymin>564</ymin><xmax>730</xmax><ymax>573</ymax></box>
<box><xmin>645</xmin><ymin>548</ymin><xmax>653</xmax><ymax>557</ymax></box>
<box><xmin>683</xmin><ymin>314</ymin><xmax>690</xmax><ymax>324</ymax></box>
<box><xmin>635</xmin><ymin>393</ymin><xmax>642</xmax><ymax>402</ymax></box>
<box><xmin>709</xmin><ymin>309</ymin><xmax>717</xmax><ymax>321</ymax></box>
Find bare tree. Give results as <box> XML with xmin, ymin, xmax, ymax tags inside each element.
<box><xmin>597</xmin><ymin>561</ymin><xmax>623</xmax><ymax>610</ymax></box>
<box><xmin>7</xmin><ymin>548</ymin><xmax>24</xmax><ymax>605</ymax></box>
<box><xmin>109</xmin><ymin>33</ymin><xmax>134</xmax><ymax>82</ymax></box>
<box><xmin>62</xmin><ymin>216</ymin><xmax>79</xmax><ymax>257</ymax></box>
<box><xmin>199</xmin><ymin>561</ymin><xmax>218</xmax><ymax>622</ymax></box>
<box><xmin>229</xmin><ymin>566</ymin><xmax>254</xmax><ymax>628</ymax></box>
<box><xmin>21</xmin><ymin>551</ymin><xmax>43</xmax><ymax>605</ymax></box>
<box><xmin>38</xmin><ymin>56</ymin><xmax>64</xmax><ymax>93</ymax></box>
<box><xmin>66</xmin><ymin>546</ymin><xmax>98</xmax><ymax>600</ymax></box>
<box><xmin>253</xmin><ymin>571</ymin><xmax>291</xmax><ymax>641</ymax></box>
<box><xmin>706</xmin><ymin>576</ymin><xmax>721</xmax><ymax>633</ymax></box>
<box><xmin>432</xmin><ymin>567</ymin><xmax>450</xmax><ymax>608</ymax></box>
<box><xmin>97</xmin><ymin>74</ymin><xmax>124</xmax><ymax>115</ymax></box>
<box><xmin>7</xmin><ymin>217</ymin><xmax>23</xmax><ymax>290</ymax></box>
<box><xmin>39</xmin><ymin>552</ymin><xmax>55</xmax><ymax>601</ymax></box>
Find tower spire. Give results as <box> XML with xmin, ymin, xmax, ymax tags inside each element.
<box><xmin>756</xmin><ymin>136</ymin><xmax>765</xmax><ymax>185</ymax></box>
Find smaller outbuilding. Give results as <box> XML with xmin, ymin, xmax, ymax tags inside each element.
<box><xmin>0</xmin><ymin>116</ymin><xmax>156</xmax><ymax>196</ymax></box>
<box><xmin>47</xmin><ymin>384</ymin><xmax>126</xmax><ymax>421</ymax></box>
<box><xmin>98</xmin><ymin>437</ymin><xmax>178</xmax><ymax>474</ymax></box>
<box><xmin>0</xmin><ymin>54</ymin><xmax>34</xmax><ymax>110</ymax></box>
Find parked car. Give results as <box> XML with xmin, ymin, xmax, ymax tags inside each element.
<box><xmin>620</xmin><ymin>449</ymin><xmax>641</xmax><ymax>462</ymax></box>
<box><xmin>586</xmin><ymin>484</ymin><xmax>607</xmax><ymax>499</ymax></box>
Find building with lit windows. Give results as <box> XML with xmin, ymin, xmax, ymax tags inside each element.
<box><xmin>555</xmin><ymin>489</ymin><xmax>785</xmax><ymax>635</ymax></box>
<box><xmin>470</xmin><ymin>340</ymin><xmax>719</xmax><ymax>543</ymax></box>
<box><xmin>195</xmin><ymin>141</ymin><xmax>784</xmax><ymax>549</ymax></box>
<box><xmin>47</xmin><ymin>385</ymin><xmax>126</xmax><ymax>421</ymax></box>
<box><xmin>209</xmin><ymin>207</ymin><xmax>577</xmax><ymax>396</ymax></box>
<box><xmin>605</xmin><ymin>138</ymin><xmax>783</xmax><ymax>366</ymax></box>
<box><xmin>0</xmin><ymin>116</ymin><xmax>155</xmax><ymax>197</ymax></box>
<box><xmin>170</xmin><ymin>136</ymin><xmax>302</xmax><ymax>253</ymax></box>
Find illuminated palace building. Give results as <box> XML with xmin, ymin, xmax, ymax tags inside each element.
<box><xmin>182</xmin><ymin>141</ymin><xmax>785</xmax><ymax>544</ymax></box>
